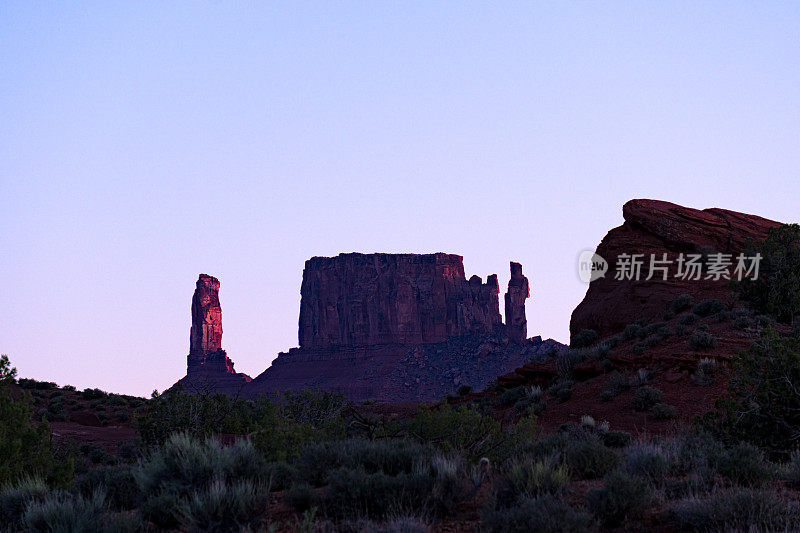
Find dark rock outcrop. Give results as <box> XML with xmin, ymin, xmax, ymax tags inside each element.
<box><xmin>570</xmin><ymin>199</ymin><xmax>780</xmax><ymax>339</ymax></box>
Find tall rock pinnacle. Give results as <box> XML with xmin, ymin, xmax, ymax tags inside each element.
<box><xmin>504</xmin><ymin>262</ymin><xmax>529</xmax><ymax>343</ymax></box>
<box><xmin>189</xmin><ymin>274</ymin><xmax>223</xmax><ymax>356</ymax></box>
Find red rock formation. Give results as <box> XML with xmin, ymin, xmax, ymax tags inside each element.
<box><xmin>570</xmin><ymin>199</ymin><xmax>781</xmax><ymax>339</ymax></box>
<box><xmin>504</xmin><ymin>262</ymin><xmax>529</xmax><ymax>343</ymax></box>
<box><xmin>245</xmin><ymin>253</ymin><xmax>559</xmax><ymax>401</ymax></box>
<box><xmin>188</xmin><ymin>274</ymin><xmax>223</xmax><ymax>367</ymax></box>
<box><xmin>178</xmin><ymin>274</ymin><xmax>250</xmax><ymax>394</ymax></box>
<box><xmin>298</xmin><ymin>253</ymin><xmax>502</xmax><ymax>348</ymax></box>
<box><xmin>173</xmin><ymin>256</ymin><xmax>560</xmax><ymax>402</ymax></box>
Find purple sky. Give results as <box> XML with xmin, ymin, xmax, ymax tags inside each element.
<box><xmin>2</xmin><ymin>3</ymin><xmax>798</xmax><ymax>396</ymax></box>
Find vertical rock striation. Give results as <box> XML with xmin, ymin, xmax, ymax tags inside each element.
<box><xmin>298</xmin><ymin>253</ymin><xmax>502</xmax><ymax>348</ymax></box>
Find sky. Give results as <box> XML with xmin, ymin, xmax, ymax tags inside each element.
<box><xmin>1</xmin><ymin>2</ymin><xmax>798</xmax><ymax>397</ymax></box>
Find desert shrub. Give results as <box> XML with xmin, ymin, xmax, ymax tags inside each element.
<box><xmin>283</xmin><ymin>482</ymin><xmax>321</xmax><ymax>513</ymax></box>
<box><xmin>666</xmin><ymin>430</ymin><xmax>723</xmax><ymax>480</ymax></box>
<box><xmin>17</xmin><ymin>379</ymin><xmax>57</xmax><ymax>390</ymax></box>
<box><xmin>511</xmin><ymin>386</ymin><xmax>546</xmax><ymax>414</ymax></box>
<box><xmin>322</xmin><ymin>454</ymin><xmax>461</xmax><ymax>519</ymax></box>
<box><xmin>689</xmin><ymin>331</ymin><xmax>717</xmax><ymax>350</ymax></box>
<box><xmin>114</xmin><ymin>409</ymin><xmax>130</xmax><ymax>423</ymax></box>
<box><xmin>179</xmin><ymin>479</ymin><xmax>268</xmax><ymax>531</ymax></box>
<box><xmin>496</xmin><ymin>455</ymin><xmax>569</xmax><ymax>506</ymax></box>
<box><xmin>734</xmin><ymin>224</ymin><xmax>800</xmax><ymax>325</ymax></box>
<box><xmin>555</xmin><ymin>349</ymin><xmax>587</xmax><ymax>378</ymax></box>
<box><xmin>706</xmin><ymin>329</ymin><xmax>800</xmax><ymax>453</ymax></box>
<box><xmin>81</xmin><ymin>388</ymin><xmax>107</xmax><ymax>400</ymax></box>
<box><xmin>693</xmin><ymin>299</ymin><xmax>725</xmax><ymax>317</ymax></box>
<box><xmin>571</xmin><ymin>329</ymin><xmax>598</xmax><ymax>349</ymax></box>
<box><xmin>631</xmin><ymin>368</ymin><xmax>653</xmax><ymax>387</ymax></box>
<box><xmin>408</xmin><ymin>404</ymin><xmax>500</xmax><ymax>459</ymax></box>
<box><xmin>252</xmin><ymin>389</ymin><xmax>347</xmax><ymax>462</ymax></box>
<box><xmin>586</xmin><ymin>471</ymin><xmax>652</xmax><ymax>526</ymax></box>
<box><xmin>632</xmin><ymin>342</ymin><xmax>646</xmax><ymax>355</ymax></box>
<box><xmin>600</xmin><ymin>372</ymin><xmax>630</xmax><ymax>401</ymax></box>
<box><xmin>457</xmin><ymin>384</ymin><xmax>472</xmax><ymax>396</ymax></box>
<box><xmin>63</xmin><ymin>385</ymin><xmax>76</xmax><ymax>391</ymax></box>
<box><xmin>22</xmin><ymin>490</ymin><xmax>140</xmax><ymax>533</ymax></box>
<box><xmin>296</xmin><ymin>439</ymin><xmax>435</xmax><ymax>487</ymax></box>
<box><xmin>482</xmin><ymin>495</ymin><xmax>595</xmax><ymax>533</ymax></box>
<box><xmin>0</xmin><ymin>477</ymin><xmax>49</xmax><ymax>527</ymax></box>
<box><xmin>671</xmin><ymin>294</ymin><xmax>695</xmax><ymax>314</ymax></box>
<box><xmin>73</xmin><ymin>465</ymin><xmax>139</xmax><ymax>510</ymax></box>
<box><xmin>135</xmin><ymin>434</ymin><xmax>271</xmax><ymax>527</ymax></box>
<box><xmin>639</xmin><ymin>322</ymin><xmax>669</xmax><ymax>339</ymax></box>
<box><xmin>0</xmin><ymin>355</ymin><xmax>73</xmax><ymax>487</ymax></box>
<box><xmin>80</xmin><ymin>442</ymin><xmax>116</xmax><ymax>465</ymax></box>
<box><xmin>137</xmin><ymin>387</ymin><xmax>257</xmax><ymax>446</ymax></box>
<box><xmin>632</xmin><ymin>386</ymin><xmax>663</xmax><ymax>411</ymax></box>
<box><xmin>671</xmin><ymin>487</ymin><xmax>800</xmax><ymax>531</ymax></box>
<box><xmin>499</xmin><ymin>386</ymin><xmax>527</xmax><ymax>407</ymax></box>
<box><xmin>651</xmin><ymin>403</ymin><xmax>677</xmax><ymax>420</ymax></box>
<box><xmin>96</xmin><ymin>411</ymin><xmax>109</xmax><ymax>425</ymax></box>
<box><xmin>755</xmin><ymin>314</ymin><xmax>774</xmax><ymax>327</ymax></box>
<box><xmin>692</xmin><ymin>357</ymin><xmax>718</xmax><ymax>386</ymax></box>
<box><xmin>678</xmin><ymin>313</ymin><xmax>698</xmax><ymax>326</ymax></box>
<box><xmin>106</xmin><ymin>395</ymin><xmax>126</xmax><ymax>406</ymax></box>
<box><xmin>563</xmin><ymin>437</ymin><xmax>618</xmax><ymax>479</ymax></box>
<box><xmin>140</xmin><ymin>489</ymin><xmax>182</xmax><ymax>529</ymax></box>
<box><xmin>785</xmin><ymin>450</ymin><xmax>800</xmax><ymax>487</ymax></box>
<box><xmin>555</xmin><ymin>387</ymin><xmax>572</xmax><ymax>403</ymax></box>
<box><xmin>493</xmin><ymin>413</ymin><xmax>541</xmax><ymax>461</ymax></box>
<box><xmin>620</xmin><ymin>443</ymin><xmax>670</xmax><ymax>481</ymax></box>
<box><xmin>117</xmin><ymin>439</ymin><xmax>142</xmax><ymax>462</ymax></box>
<box><xmin>264</xmin><ymin>461</ymin><xmax>297</xmax><ymax>491</ymax></box>
<box><xmin>733</xmin><ymin>316</ymin><xmax>750</xmax><ymax>330</ymax></box>
<box><xmin>622</xmin><ymin>324</ymin><xmax>642</xmax><ymax>341</ymax></box>
<box><xmin>714</xmin><ymin>443</ymin><xmax>774</xmax><ymax>487</ymax></box>
<box><xmin>602</xmin><ymin>430</ymin><xmax>632</xmax><ymax>448</ymax></box>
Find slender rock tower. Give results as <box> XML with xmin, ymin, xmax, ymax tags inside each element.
<box><xmin>504</xmin><ymin>262</ymin><xmax>530</xmax><ymax>343</ymax></box>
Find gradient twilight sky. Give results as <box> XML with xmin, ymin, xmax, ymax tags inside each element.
<box><xmin>1</xmin><ymin>3</ymin><xmax>798</xmax><ymax>397</ymax></box>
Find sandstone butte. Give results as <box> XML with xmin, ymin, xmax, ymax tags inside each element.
<box><xmin>173</xmin><ymin>254</ymin><xmax>564</xmax><ymax>401</ymax></box>
<box><xmin>174</xmin><ymin>198</ymin><xmax>783</xmax><ymax>404</ymax></box>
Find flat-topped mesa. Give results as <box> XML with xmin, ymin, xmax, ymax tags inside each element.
<box><xmin>298</xmin><ymin>253</ymin><xmax>503</xmax><ymax>349</ymax></box>
<box><xmin>504</xmin><ymin>262</ymin><xmax>530</xmax><ymax>344</ymax></box>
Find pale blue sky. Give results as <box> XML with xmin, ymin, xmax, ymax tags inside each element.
<box><xmin>2</xmin><ymin>2</ymin><xmax>798</xmax><ymax>396</ymax></box>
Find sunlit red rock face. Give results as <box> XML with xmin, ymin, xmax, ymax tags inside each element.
<box><xmin>570</xmin><ymin>199</ymin><xmax>781</xmax><ymax>339</ymax></box>
<box><xmin>245</xmin><ymin>253</ymin><xmax>563</xmax><ymax>401</ymax></box>
<box><xmin>175</xmin><ymin>274</ymin><xmax>251</xmax><ymax>394</ymax></box>
<box><xmin>298</xmin><ymin>253</ymin><xmax>503</xmax><ymax>348</ymax></box>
